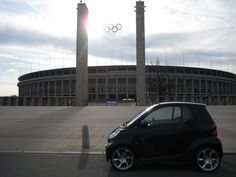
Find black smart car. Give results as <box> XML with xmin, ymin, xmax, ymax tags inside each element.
<box><xmin>106</xmin><ymin>102</ymin><xmax>223</xmax><ymax>172</ymax></box>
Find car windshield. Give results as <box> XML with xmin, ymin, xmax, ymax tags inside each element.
<box><xmin>125</xmin><ymin>104</ymin><xmax>157</xmax><ymax>127</ymax></box>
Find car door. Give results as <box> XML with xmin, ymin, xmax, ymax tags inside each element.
<box><xmin>137</xmin><ymin>105</ymin><xmax>183</xmax><ymax>159</ymax></box>
<box><xmin>177</xmin><ymin>105</ymin><xmax>199</xmax><ymax>153</ymax></box>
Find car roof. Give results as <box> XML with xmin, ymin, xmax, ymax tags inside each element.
<box><xmin>154</xmin><ymin>102</ymin><xmax>206</xmax><ymax>107</ymax></box>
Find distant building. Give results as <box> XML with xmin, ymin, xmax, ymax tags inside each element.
<box><xmin>0</xmin><ymin>65</ymin><xmax>235</xmax><ymax>106</ymax></box>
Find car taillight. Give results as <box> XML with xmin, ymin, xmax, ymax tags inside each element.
<box><xmin>211</xmin><ymin>122</ymin><xmax>218</xmax><ymax>136</ymax></box>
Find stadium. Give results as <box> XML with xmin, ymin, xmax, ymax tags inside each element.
<box><xmin>1</xmin><ymin>65</ymin><xmax>235</xmax><ymax>106</ymax></box>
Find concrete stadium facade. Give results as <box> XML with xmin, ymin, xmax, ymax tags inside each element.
<box><xmin>1</xmin><ymin>65</ymin><xmax>236</xmax><ymax>106</ymax></box>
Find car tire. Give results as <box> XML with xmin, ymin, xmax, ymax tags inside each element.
<box><xmin>194</xmin><ymin>146</ymin><xmax>221</xmax><ymax>172</ymax></box>
<box><xmin>110</xmin><ymin>146</ymin><xmax>135</xmax><ymax>171</ymax></box>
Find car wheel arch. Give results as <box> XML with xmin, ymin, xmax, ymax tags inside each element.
<box><xmin>193</xmin><ymin>143</ymin><xmax>223</xmax><ymax>159</ymax></box>
<box><xmin>109</xmin><ymin>144</ymin><xmax>137</xmax><ymax>158</ymax></box>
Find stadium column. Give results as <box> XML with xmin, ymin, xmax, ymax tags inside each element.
<box><xmin>76</xmin><ymin>2</ymin><xmax>88</xmax><ymax>106</ymax></box>
<box><xmin>33</xmin><ymin>83</ymin><xmax>35</xmax><ymax>96</ymax></box>
<box><xmin>126</xmin><ymin>78</ymin><xmax>128</xmax><ymax>99</ymax></box>
<box><xmin>212</xmin><ymin>81</ymin><xmax>215</xmax><ymax>103</ymax></box>
<box><xmin>165</xmin><ymin>78</ymin><xmax>169</xmax><ymax>102</ymax></box>
<box><xmin>175</xmin><ymin>78</ymin><xmax>178</xmax><ymax>100</ymax></box>
<box><xmin>23</xmin><ymin>97</ymin><xmax>27</xmax><ymax>106</ymax></box>
<box><xmin>183</xmin><ymin>78</ymin><xmax>186</xmax><ymax>102</ymax></box>
<box><xmin>116</xmin><ymin>78</ymin><xmax>118</xmax><ymax>101</ymax></box>
<box><xmin>47</xmin><ymin>81</ymin><xmax>50</xmax><ymax>97</ymax></box>
<box><xmin>0</xmin><ymin>98</ymin><xmax>3</xmax><ymax>105</ymax></box>
<box><xmin>216</xmin><ymin>81</ymin><xmax>221</xmax><ymax>105</ymax></box>
<box><xmin>47</xmin><ymin>81</ymin><xmax>50</xmax><ymax>106</ymax></box>
<box><xmin>54</xmin><ymin>81</ymin><xmax>56</xmax><ymax>96</ymax></box>
<box><xmin>69</xmin><ymin>80</ymin><xmax>72</xmax><ymax>96</ymax></box>
<box><xmin>136</xmin><ymin>1</ymin><xmax>146</xmax><ymax>106</ymax></box>
<box><xmin>42</xmin><ymin>82</ymin><xmax>45</xmax><ymax>97</ymax></box>
<box><xmin>7</xmin><ymin>98</ymin><xmax>11</xmax><ymax>106</ymax></box>
<box><xmin>95</xmin><ymin>79</ymin><xmax>98</xmax><ymax>103</ymax></box>
<box><xmin>191</xmin><ymin>79</ymin><xmax>194</xmax><ymax>102</ymax></box>
<box><xmin>15</xmin><ymin>97</ymin><xmax>19</xmax><ymax>106</ymax></box>
<box><xmin>105</xmin><ymin>78</ymin><xmax>108</xmax><ymax>101</ymax></box>
<box><xmin>31</xmin><ymin>97</ymin><xmax>35</xmax><ymax>106</ymax></box>
<box><xmin>199</xmin><ymin>80</ymin><xmax>203</xmax><ymax>103</ymax></box>
<box><xmin>37</xmin><ymin>83</ymin><xmax>39</xmax><ymax>97</ymax></box>
<box><xmin>207</xmin><ymin>80</ymin><xmax>211</xmax><ymax>105</ymax></box>
<box><xmin>61</xmin><ymin>80</ymin><xmax>63</xmax><ymax>98</ymax></box>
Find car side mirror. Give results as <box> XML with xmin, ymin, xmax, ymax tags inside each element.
<box><xmin>140</xmin><ymin>120</ymin><xmax>150</xmax><ymax>128</ymax></box>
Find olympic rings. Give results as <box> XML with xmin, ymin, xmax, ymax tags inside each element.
<box><xmin>104</xmin><ymin>23</ymin><xmax>122</xmax><ymax>33</ymax></box>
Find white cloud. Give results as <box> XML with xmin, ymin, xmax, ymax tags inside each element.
<box><xmin>0</xmin><ymin>85</ymin><xmax>18</xmax><ymax>96</ymax></box>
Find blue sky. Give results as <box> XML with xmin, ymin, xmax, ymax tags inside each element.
<box><xmin>0</xmin><ymin>0</ymin><xmax>236</xmax><ymax>96</ymax></box>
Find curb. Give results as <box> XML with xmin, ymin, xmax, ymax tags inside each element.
<box><xmin>0</xmin><ymin>150</ymin><xmax>105</xmax><ymax>155</ymax></box>
<box><xmin>0</xmin><ymin>150</ymin><xmax>235</xmax><ymax>155</ymax></box>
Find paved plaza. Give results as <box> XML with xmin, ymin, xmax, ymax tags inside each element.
<box><xmin>0</xmin><ymin>106</ymin><xmax>235</xmax><ymax>153</ymax></box>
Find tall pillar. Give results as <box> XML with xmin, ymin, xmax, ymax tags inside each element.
<box><xmin>76</xmin><ymin>2</ymin><xmax>88</xmax><ymax>106</ymax></box>
<box><xmin>136</xmin><ymin>1</ymin><xmax>146</xmax><ymax>106</ymax></box>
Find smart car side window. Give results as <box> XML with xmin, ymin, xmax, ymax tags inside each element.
<box><xmin>144</xmin><ymin>106</ymin><xmax>181</xmax><ymax>125</ymax></box>
<box><xmin>173</xmin><ymin>106</ymin><xmax>181</xmax><ymax>120</ymax></box>
<box><xmin>182</xmin><ymin>106</ymin><xmax>194</xmax><ymax>123</ymax></box>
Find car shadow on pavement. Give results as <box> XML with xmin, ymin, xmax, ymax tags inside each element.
<box><xmin>77</xmin><ymin>125</ymin><xmax>90</xmax><ymax>169</ymax></box>
<box><xmin>107</xmin><ymin>162</ymin><xmax>226</xmax><ymax>177</ymax></box>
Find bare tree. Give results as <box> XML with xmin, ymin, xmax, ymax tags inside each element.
<box><xmin>147</xmin><ymin>59</ymin><xmax>171</xmax><ymax>103</ymax></box>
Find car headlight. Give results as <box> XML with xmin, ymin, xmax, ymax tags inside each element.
<box><xmin>108</xmin><ymin>129</ymin><xmax>120</xmax><ymax>139</ymax></box>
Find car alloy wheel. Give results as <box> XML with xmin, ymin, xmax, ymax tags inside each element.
<box><xmin>195</xmin><ymin>147</ymin><xmax>220</xmax><ymax>172</ymax></box>
<box><xmin>111</xmin><ymin>147</ymin><xmax>134</xmax><ymax>171</ymax></box>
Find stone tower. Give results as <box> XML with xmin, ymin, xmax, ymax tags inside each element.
<box><xmin>76</xmin><ymin>2</ymin><xmax>88</xmax><ymax>106</ymax></box>
<box><xmin>136</xmin><ymin>1</ymin><xmax>146</xmax><ymax>106</ymax></box>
